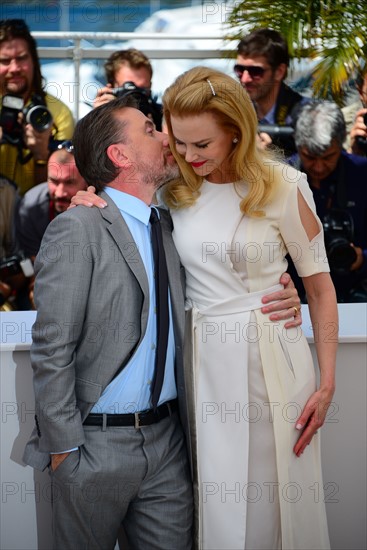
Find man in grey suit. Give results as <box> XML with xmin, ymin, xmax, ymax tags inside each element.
<box><xmin>23</xmin><ymin>96</ymin><xmax>302</xmax><ymax>549</ymax></box>
<box><xmin>23</xmin><ymin>96</ymin><xmax>193</xmax><ymax>549</ymax></box>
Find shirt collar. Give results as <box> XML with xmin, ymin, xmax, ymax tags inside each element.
<box><xmin>258</xmin><ymin>102</ymin><xmax>276</xmax><ymax>125</ymax></box>
<box><xmin>104</xmin><ymin>186</ymin><xmax>151</xmax><ymax>226</ymax></box>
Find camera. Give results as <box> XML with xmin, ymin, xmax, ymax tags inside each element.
<box><xmin>24</xmin><ymin>97</ymin><xmax>53</xmax><ymax>132</ymax></box>
<box><xmin>356</xmin><ymin>112</ymin><xmax>367</xmax><ymax>153</ymax></box>
<box><xmin>0</xmin><ymin>95</ymin><xmax>24</xmax><ymax>144</ymax></box>
<box><xmin>258</xmin><ymin>123</ymin><xmax>296</xmax><ymax>156</ymax></box>
<box><xmin>111</xmin><ymin>81</ymin><xmax>162</xmax><ymax>131</ymax></box>
<box><xmin>0</xmin><ymin>255</ymin><xmax>34</xmax><ymax>281</ymax></box>
<box><xmin>0</xmin><ymin>93</ymin><xmax>53</xmax><ymax>145</ymax></box>
<box><xmin>322</xmin><ymin>209</ymin><xmax>357</xmax><ymax>272</ymax></box>
<box><xmin>258</xmin><ymin>124</ymin><xmax>294</xmax><ymax>137</ymax></box>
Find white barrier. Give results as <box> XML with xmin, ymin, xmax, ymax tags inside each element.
<box><xmin>1</xmin><ymin>305</ymin><xmax>366</xmax><ymax>549</ymax></box>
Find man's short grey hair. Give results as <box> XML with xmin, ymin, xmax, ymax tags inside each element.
<box><xmin>294</xmin><ymin>101</ymin><xmax>346</xmax><ymax>155</ymax></box>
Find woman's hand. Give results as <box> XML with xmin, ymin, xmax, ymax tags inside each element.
<box><xmin>261</xmin><ymin>272</ymin><xmax>302</xmax><ymax>328</ymax></box>
<box><xmin>69</xmin><ymin>186</ymin><xmax>107</xmax><ymax>209</ymax></box>
<box><xmin>293</xmin><ymin>386</ymin><xmax>335</xmax><ymax>457</ymax></box>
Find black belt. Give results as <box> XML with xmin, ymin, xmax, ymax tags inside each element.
<box><xmin>83</xmin><ymin>399</ymin><xmax>177</xmax><ymax>429</ymax></box>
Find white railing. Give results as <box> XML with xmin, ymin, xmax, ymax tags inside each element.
<box><xmin>33</xmin><ymin>31</ymin><xmax>236</xmax><ymax>119</ymax></box>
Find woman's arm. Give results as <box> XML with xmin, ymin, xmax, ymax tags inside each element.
<box><xmin>293</xmin><ymin>191</ymin><xmax>338</xmax><ymax>457</ymax></box>
<box><xmin>294</xmin><ymin>272</ymin><xmax>337</xmax><ymax>456</ymax></box>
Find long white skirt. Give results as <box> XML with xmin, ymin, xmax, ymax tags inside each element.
<box><xmin>185</xmin><ymin>287</ymin><xmax>330</xmax><ymax>550</ymax></box>
<box><xmin>189</xmin><ymin>286</ymin><xmax>282</xmax><ymax>550</ymax></box>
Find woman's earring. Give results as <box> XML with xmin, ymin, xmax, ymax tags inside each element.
<box><xmin>233</xmin><ymin>137</ymin><xmax>239</xmax><ymax>144</ymax></box>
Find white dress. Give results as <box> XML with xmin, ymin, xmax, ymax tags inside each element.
<box><xmin>170</xmin><ymin>167</ymin><xmax>331</xmax><ymax>550</ymax></box>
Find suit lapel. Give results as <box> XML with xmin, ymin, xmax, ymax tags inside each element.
<box><xmin>98</xmin><ymin>191</ymin><xmax>149</xmax><ymax>298</ymax></box>
<box><xmin>96</xmin><ymin>195</ymin><xmax>184</xmax><ymax>338</ymax></box>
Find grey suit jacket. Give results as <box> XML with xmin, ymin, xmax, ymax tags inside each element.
<box><xmin>23</xmin><ymin>191</ymin><xmax>190</xmax><ymax>471</ymax></box>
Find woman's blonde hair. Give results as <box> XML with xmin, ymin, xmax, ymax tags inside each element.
<box><xmin>162</xmin><ymin>66</ymin><xmax>282</xmax><ymax>216</ymax></box>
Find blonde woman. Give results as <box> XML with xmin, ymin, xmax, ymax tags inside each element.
<box><xmin>162</xmin><ymin>67</ymin><xmax>336</xmax><ymax>550</ymax></box>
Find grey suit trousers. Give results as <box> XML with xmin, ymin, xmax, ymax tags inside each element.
<box><xmin>50</xmin><ymin>412</ymin><xmax>193</xmax><ymax>550</ymax></box>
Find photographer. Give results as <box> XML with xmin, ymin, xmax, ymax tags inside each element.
<box><xmin>235</xmin><ymin>28</ymin><xmax>308</xmax><ymax>157</ymax></box>
<box><xmin>14</xmin><ymin>141</ymin><xmax>86</xmax><ymax>309</ymax></box>
<box><xmin>0</xmin><ymin>176</ymin><xmax>33</xmax><ymax>310</ymax></box>
<box><xmin>0</xmin><ymin>19</ymin><xmax>74</xmax><ymax>196</ymax></box>
<box><xmin>93</xmin><ymin>48</ymin><xmax>163</xmax><ymax>130</ymax></box>
<box><xmin>344</xmin><ymin>65</ymin><xmax>367</xmax><ymax>156</ymax></box>
<box><xmin>291</xmin><ymin>101</ymin><xmax>367</xmax><ymax>302</ymax></box>
<box><xmin>16</xmin><ymin>141</ymin><xmax>87</xmax><ymax>260</ymax></box>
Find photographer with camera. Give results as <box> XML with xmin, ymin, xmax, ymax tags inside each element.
<box><xmin>235</xmin><ymin>28</ymin><xmax>308</xmax><ymax>157</ymax></box>
<box><xmin>0</xmin><ymin>19</ymin><xmax>74</xmax><ymax>196</ymax></box>
<box><xmin>291</xmin><ymin>101</ymin><xmax>367</xmax><ymax>302</ymax></box>
<box><xmin>0</xmin><ymin>176</ymin><xmax>34</xmax><ymax>310</ymax></box>
<box><xmin>344</xmin><ymin>65</ymin><xmax>367</xmax><ymax>157</ymax></box>
<box><xmin>93</xmin><ymin>48</ymin><xmax>163</xmax><ymax>130</ymax></box>
<box><xmin>13</xmin><ymin>141</ymin><xmax>86</xmax><ymax>309</ymax></box>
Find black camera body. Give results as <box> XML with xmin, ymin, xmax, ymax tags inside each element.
<box><xmin>0</xmin><ymin>255</ymin><xmax>34</xmax><ymax>281</ymax></box>
<box><xmin>258</xmin><ymin>124</ymin><xmax>294</xmax><ymax>137</ymax></box>
<box><xmin>356</xmin><ymin>112</ymin><xmax>367</xmax><ymax>153</ymax></box>
<box><xmin>258</xmin><ymin>123</ymin><xmax>296</xmax><ymax>156</ymax></box>
<box><xmin>0</xmin><ymin>95</ymin><xmax>24</xmax><ymax>144</ymax></box>
<box><xmin>322</xmin><ymin>209</ymin><xmax>357</xmax><ymax>272</ymax></box>
<box><xmin>0</xmin><ymin>93</ymin><xmax>53</xmax><ymax>146</ymax></box>
<box><xmin>111</xmin><ymin>82</ymin><xmax>162</xmax><ymax>131</ymax></box>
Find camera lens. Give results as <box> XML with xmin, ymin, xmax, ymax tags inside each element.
<box><xmin>323</xmin><ymin>209</ymin><xmax>357</xmax><ymax>272</ymax></box>
<box><xmin>25</xmin><ymin>105</ymin><xmax>53</xmax><ymax>132</ymax></box>
<box><xmin>327</xmin><ymin>240</ymin><xmax>357</xmax><ymax>270</ymax></box>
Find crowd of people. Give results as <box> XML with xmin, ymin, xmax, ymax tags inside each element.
<box><xmin>0</xmin><ymin>16</ymin><xmax>365</xmax><ymax>550</ymax></box>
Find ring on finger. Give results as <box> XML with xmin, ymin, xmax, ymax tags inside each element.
<box><xmin>293</xmin><ymin>306</ymin><xmax>300</xmax><ymax>316</ymax></box>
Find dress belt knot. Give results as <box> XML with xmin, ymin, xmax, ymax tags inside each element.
<box><xmin>186</xmin><ymin>283</ymin><xmax>283</xmax><ymax>317</ymax></box>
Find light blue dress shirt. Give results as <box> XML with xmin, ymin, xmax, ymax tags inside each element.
<box><xmin>259</xmin><ymin>103</ymin><xmax>276</xmax><ymax>125</ymax></box>
<box><xmin>90</xmin><ymin>187</ymin><xmax>177</xmax><ymax>414</ymax></box>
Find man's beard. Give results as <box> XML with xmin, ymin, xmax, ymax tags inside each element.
<box><xmin>53</xmin><ymin>198</ymin><xmax>71</xmax><ymax>213</ymax></box>
<box><xmin>138</xmin><ymin>157</ymin><xmax>180</xmax><ymax>190</ymax></box>
<box><xmin>156</xmin><ymin>163</ymin><xmax>180</xmax><ymax>189</ymax></box>
<box><xmin>5</xmin><ymin>78</ymin><xmax>29</xmax><ymax>97</ymax></box>
<box><xmin>246</xmin><ymin>78</ymin><xmax>277</xmax><ymax>105</ymax></box>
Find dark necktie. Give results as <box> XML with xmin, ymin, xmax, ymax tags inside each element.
<box><xmin>150</xmin><ymin>208</ymin><xmax>169</xmax><ymax>409</ymax></box>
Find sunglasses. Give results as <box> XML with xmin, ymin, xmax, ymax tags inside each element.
<box><xmin>234</xmin><ymin>64</ymin><xmax>271</xmax><ymax>79</ymax></box>
<box><xmin>57</xmin><ymin>140</ymin><xmax>74</xmax><ymax>153</ymax></box>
